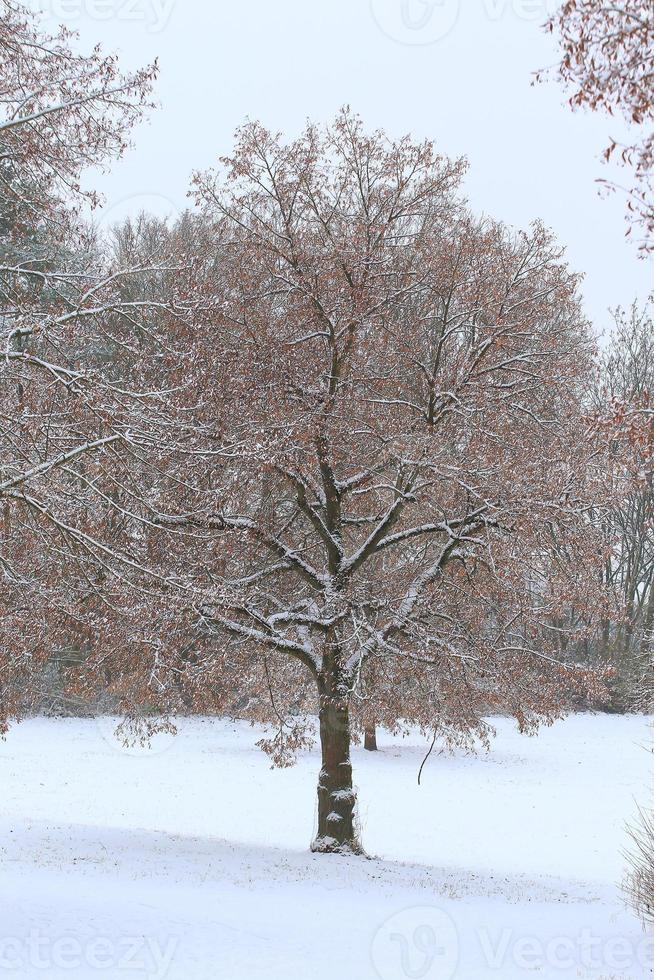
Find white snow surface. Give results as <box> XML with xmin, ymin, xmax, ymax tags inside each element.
<box><xmin>2</xmin><ymin>713</ymin><xmax>654</xmax><ymax>979</ymax></box>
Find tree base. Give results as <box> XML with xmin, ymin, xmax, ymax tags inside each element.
<box><xmin>310</xmin><ymin>834</ymin><xmax>366</xmax><ymax>856</ymax></box>
<box><xmin>364</xmin><ymin>729</ymin><xmax>378</xmax><ymax>751</ymax></box>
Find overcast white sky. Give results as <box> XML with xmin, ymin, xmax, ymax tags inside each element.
<box><xmin>32</xmin><ymin>0</ymin><xmax>652</xmax><ymax>334</ymax></box>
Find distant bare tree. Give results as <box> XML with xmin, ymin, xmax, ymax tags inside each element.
<box><xmin>593</xmin><ymin>302</ymin><xmax>654</xmax><ymax>704</ymax></box>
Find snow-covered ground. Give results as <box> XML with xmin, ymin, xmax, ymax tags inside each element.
<box><xmin>1</xmin><ymin>714</ymin><xmax>653</xmax><ymax>979</ymax></box>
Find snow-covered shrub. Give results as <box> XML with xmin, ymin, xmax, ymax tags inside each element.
<box><xmin>625</xmin><ymin>803</ymin><xmax>654</xmax><ymax>923</ymax></box>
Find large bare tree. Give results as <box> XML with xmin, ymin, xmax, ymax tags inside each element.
<box><xmin>92</xmin><ymin>114</ymin><xmax>610</xmax><ymax>854</ymax></box>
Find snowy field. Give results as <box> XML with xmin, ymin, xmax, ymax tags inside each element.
<box><xmin>2</xmin><ymin>714</ymin><xmax>654</xmax><ymax>980</ymax></box>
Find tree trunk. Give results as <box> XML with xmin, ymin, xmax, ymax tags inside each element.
<box><xmin>311</xmin><ymin>687</ymin><xmax>362</xmax><ymax>855</ymax></box>
<box><xmin>364</xmin><ymin>725</ymin><xmax>378</xmax><ymax>751</ymax></box>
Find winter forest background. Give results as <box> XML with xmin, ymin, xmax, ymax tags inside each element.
<box><xmin>2</xmin><ymin>2</ymin><xmax>654</xmax><ymax>978</ymax></box>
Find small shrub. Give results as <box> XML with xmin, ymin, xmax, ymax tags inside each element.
<box><xmin>624</xmin><ymin>803</ymin><xmax>654</xmax><ymax>923</ymax></box>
